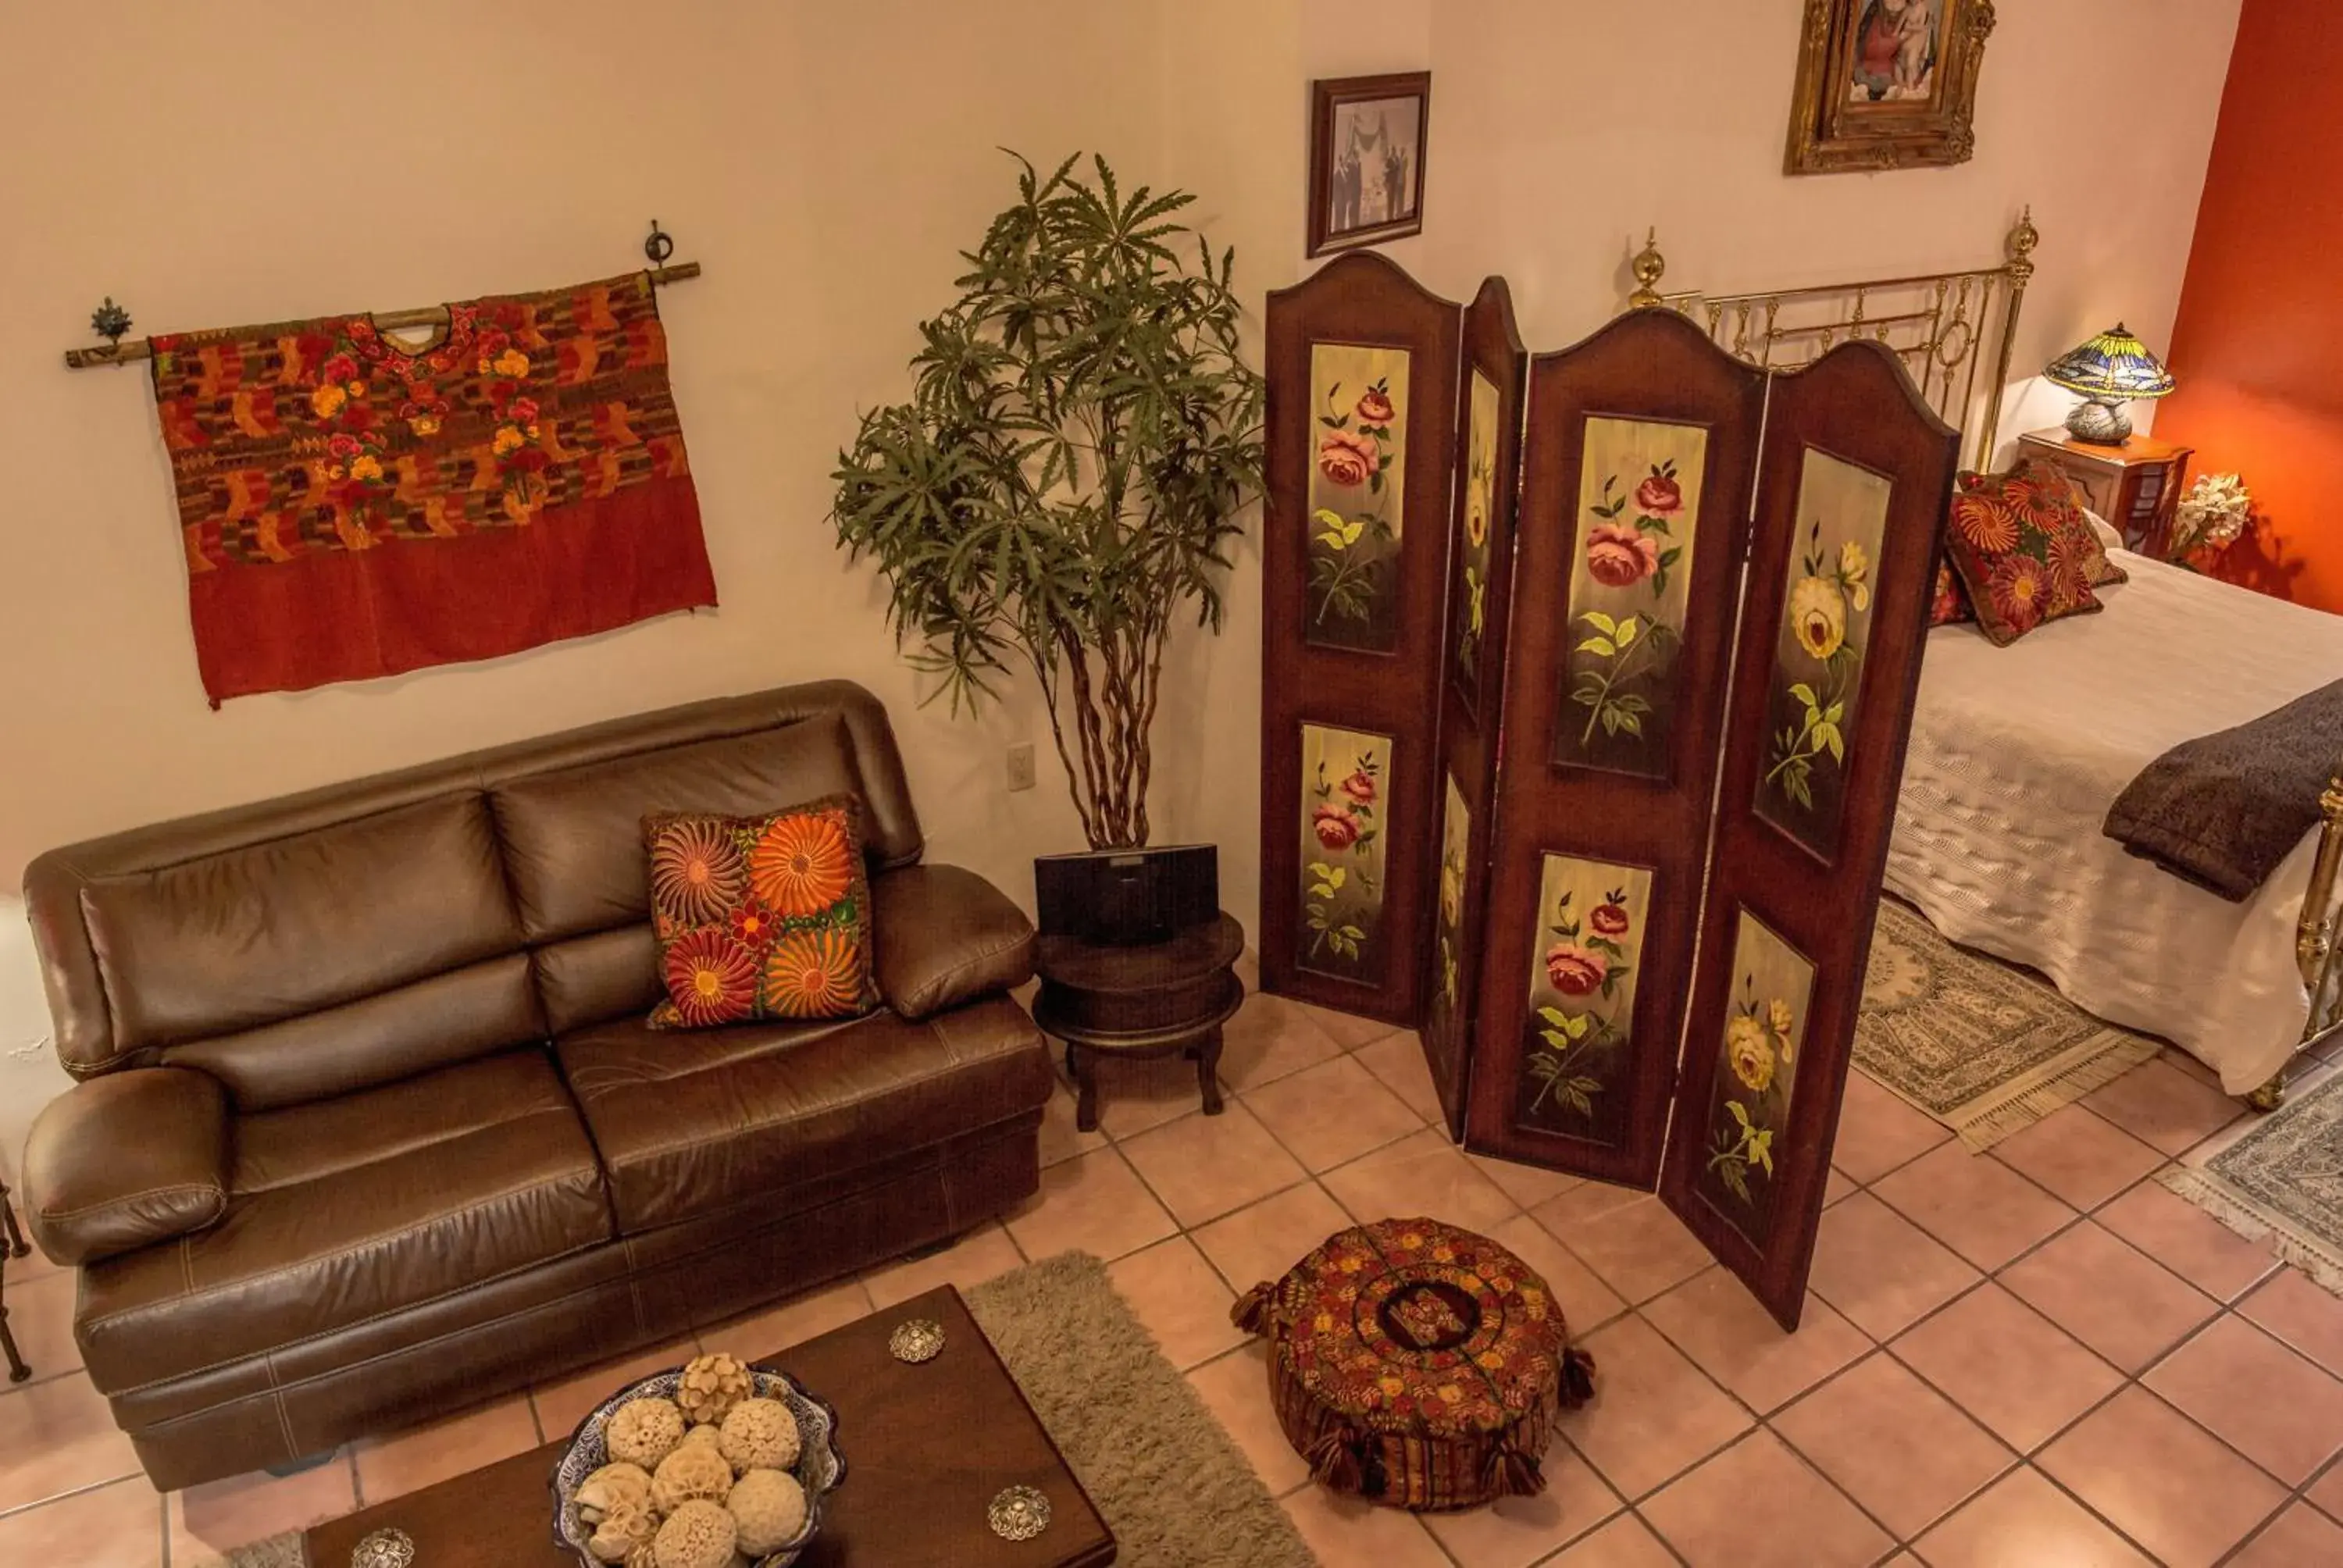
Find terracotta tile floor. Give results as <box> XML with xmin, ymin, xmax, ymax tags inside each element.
<box><xmin>2</xmin><ymin>991</ymin><xmax>2336</xmax><ymax>1566</ymax></box>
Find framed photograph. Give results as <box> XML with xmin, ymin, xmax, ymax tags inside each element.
<box><xmin>1307</xmin><ymin>73</ymin><xmax>1430</xmax><ymax>257</ymax></box>
<box><xmin>1784</xmin><ymin>0</ymin><xmax>1994</xmax><ymax>174</ymax></box>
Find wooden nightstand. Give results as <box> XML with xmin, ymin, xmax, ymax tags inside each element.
<box><xmin>2016</xmin><ymin>429</ymin><xmax>2194</xmax><ymax>558</ymax></box>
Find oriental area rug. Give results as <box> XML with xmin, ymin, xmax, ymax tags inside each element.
<box><xmin>2162</xmin><ymin>1074</ymin><xmax>2343</xmax><ymax>1298</ymax></box>
<box><xmin>1856</xmin><ymin>898</ymin><xmax>2161</xmax><ymax>1149</ymax></box>
<box><xmin>213</xmin><ymin>1252</ymin><xmax>1316</xmax><ymax>1568</ymax></box>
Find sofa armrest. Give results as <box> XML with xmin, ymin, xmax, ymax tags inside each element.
<box><xmin>23</xmin><ymin>1067</ymin><xmax>230</xmax><ymax>1266</ymax></box>
<box><xmin>871</xmin><ymin>865</ymin><xmax>1036</xmax><ymax>1021</ymax></box>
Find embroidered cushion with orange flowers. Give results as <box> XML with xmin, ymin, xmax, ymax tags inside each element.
<box><xmin>644</xmin><ymin>796</ymin><xmax>879</xmax><ymax>1028</ymax></box>
<box><xmin>1942</xmin><ymin>461</ymin><xmax>2123</xmax><ymax>644</ymax></box>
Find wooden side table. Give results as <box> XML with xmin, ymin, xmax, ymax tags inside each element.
<box><xmin>1032</xmin><ymin>914</ymin><xmax>1246</xmax><ymax>1133</ymax></box>
<box><xmin>2016</xmin><ymin>429</ymin><xmax>2193</xmax><ymax>559</ymax></box>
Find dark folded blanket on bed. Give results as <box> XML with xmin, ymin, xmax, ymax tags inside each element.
<box><xmin>2104</xmin><ymin>676</ymin><xmax>2343</xmax><ymax>902</ymax></box>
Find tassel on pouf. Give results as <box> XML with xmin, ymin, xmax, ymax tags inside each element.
<box><xmin>1303</xmin><ymin>1424</ymin><xmax>1367</xmax><ymax>1494</ymax></box>
<box><xmin>1482</xmin><ymin>1433</ymin><xmax>1549</xmax><ymax>1500</ymax></box>
<box><xmin>1560</xmin><ymin>1345</ymin><xmax>1598</xmax><ymax>1410</ymax></box>
<box><xmin>1229</xmin><ymin>1281</ymin><xmax>1275</xmax><ymax>1336</ymax></box>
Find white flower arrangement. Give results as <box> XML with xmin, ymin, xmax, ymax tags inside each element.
<box><xmin>2172</xmin><ymin>472</ymin><xmax>2252</xmax><ymax>554</ymax></box>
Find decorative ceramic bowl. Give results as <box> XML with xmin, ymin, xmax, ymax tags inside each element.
<box><xmin>551</xmin><ymin>1364</ymin><xmax>843</xmax><ymax>1567</ymax></box>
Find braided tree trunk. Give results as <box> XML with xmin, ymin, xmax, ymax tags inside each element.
<box><xmin>1038</xmin><ymin>606</ymin><xmax>1167</xmax><ymax>850</ymax></box>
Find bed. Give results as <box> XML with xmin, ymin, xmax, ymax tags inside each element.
<box><xmin>1892</xmin><ymin>544</ymin><xmax>2343</xmax><ymax>1095</ymax></box>
<box><xmin>1623</xmin><ymin>216</ymin><xmax>2343</xmax><ymax>1101</ymax></box>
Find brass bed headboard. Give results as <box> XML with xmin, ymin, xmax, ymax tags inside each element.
<box><xmin>1622</xmin><ymin>212</ymin><xmax>2039</xmax><ymax>472</ymax></box>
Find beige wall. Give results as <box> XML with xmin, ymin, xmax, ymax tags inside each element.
<box><xmin>0</xmin><ymin>0</ymin><xmax>2240</xmax><ymax>1160</ymax></box>
<box><xmin>0</xmin><ymin>1</ymin><xmax>1174</xmax><ymax>887</ymax></box>
<box><xmin>0</xmin><ymin>0</ymin><xmax>1178</xmax><ymax>1153</ymax></box>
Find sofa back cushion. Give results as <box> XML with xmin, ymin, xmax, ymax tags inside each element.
<box><xmin>496</xmin><ymin>712</ymin><xmax>873</xmax><ymax>1033</ymax></box>
<box><xmin>160</xmin><ymin>957</ymin><xmax>544</xmax><ymax>1111</ymax></box>
<box><xmin>23</xmin><ymin>680</ymin><xmax>926</xmax><ymax>1094</ymax></box>
<box><xmin>533</xmin><ymin>925</ymin><xmax>665</xmax><ymax>1039</ymax></box>
<box><xmin>76</xmin><ymin>797</ymin><xmax>541</xmax><ymax>1108</ymax></box>
<box><xmin>494</xmin><ymin>713</ymin><xmax>867</xmax><ymax>943</ymax></box>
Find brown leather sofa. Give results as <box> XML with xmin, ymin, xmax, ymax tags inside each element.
<box><xmin>19</xmin><ymin>681</ymin><xmax>1051</xmax><ymax>1490</ymax></box>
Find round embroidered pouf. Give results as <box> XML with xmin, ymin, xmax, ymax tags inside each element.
<box><xmin>1230</xmin><ymin>1216</ymin><xmax>1596</xmax><ymax>1512</ymax></box>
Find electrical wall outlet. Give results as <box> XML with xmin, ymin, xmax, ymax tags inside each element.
<box><xmin>1006</xmin><ymin>741</ymin><xmax>1037</xmax><ymax>793</ymax></box>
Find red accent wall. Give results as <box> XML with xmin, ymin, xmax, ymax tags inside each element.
<box><xmin>2155</xmin><ymin>0</ymin><xmax>2343</xmax><ymax>611</ymax></box>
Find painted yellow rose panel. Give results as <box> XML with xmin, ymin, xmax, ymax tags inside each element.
<box><xmin>1306</xmin><ymin>343</ymin><xmax>1410</xmax><ymax>654</ymax></box>
<box><xmin>1694</xmin><ymin>907</ymin><xmax>1815</xmax><ymax>1247</ymax></box>
<box><xmin>1299</xmin><ymin>722</ymin><xmax>1393</xmax><ymax>985</ymax></box>
<box><xmin>1553</xmin><ymin>416</ymin><xmax>1709</xmax><ymax>779</ymax></box>
<box><xmin>1451</xmin><ymin>369</ymin><xmax>1500</xmax><ymax>710</ymax></box>
<box><xmin>1514</xmin><ymin>851</ymin><xmax>1653</xmax><ymax>1149</ymax></box>
<box><xmin>1428</xmin><ymin>772</ymin><xmax>1472</xmax><ymax>1040</ymax></box>
<box><xmin>1755</xmin><ymin>445</ymin><xmax>1892</xmax><ymax>862</ymax></box>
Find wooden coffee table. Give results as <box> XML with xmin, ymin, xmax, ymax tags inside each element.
<box><xmin>307</xmin><ymin>1285</ymin><xmax>1113</xmax><ymax>1566</ymax></box>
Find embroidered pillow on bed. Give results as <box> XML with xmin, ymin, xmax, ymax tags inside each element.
<box><xmin>644</xmin><ymin>796</ymin><xmax>879</xmax><ymax>1028</ymax></box>
<box><xmin>1945</xmin><ymin>465</ymin><xmax>2109</xmax><ymax>644</ymax></box>
<box><xmin>1928</xmin><ymin>557</ymin><xmax>1974</xmax><ymax>626</ymax></box>
<box><xmin>1999</xmin><ymin>461</ymin><xmax>2128</xmax><ymax>590</ymax></box>
<box><xmin>1949</xmin><ymin>465</ymin><xmax>2127</xmax><ymax>593</ymax></box>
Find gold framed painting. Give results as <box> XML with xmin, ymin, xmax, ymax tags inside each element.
<box><xmin>1784</xmin><ymin>0</ymin><xmax>1994</xmax><ymax>174</ymax></box>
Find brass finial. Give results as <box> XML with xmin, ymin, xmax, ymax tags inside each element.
<box><xmin>1628</xmin><ymin>229</ymin><xmax>1667</xmax><ymax>309</ymax></box>
<box><xmin>2006</xmin><ymin>205</ymin><xmax>2038</xmax><ymax>284</ymax></box>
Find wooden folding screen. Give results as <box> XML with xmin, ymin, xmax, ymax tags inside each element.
<box><xmin>1419</xmin><ymin>280</ymin><xmax>1527</xmax><ymax>1137</ymax></box>
<box><xmin>1463</xmin><ymin>310</ymin><xmax>1764</xmax><ymax>1188</ymax></box>
<box><xmin>1258</xmin><ymin>254</ymin><xmax>1461</xmax><ymax>1025</ymax></box>
<box><xmin>1259</xmin><ymin>256</ymin><xmax>1956</xmax><ymax>1327</ymax></box>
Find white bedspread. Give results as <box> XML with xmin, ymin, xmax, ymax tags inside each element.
<box><xmin>1887</xmin><ymin>551</ymin><xmax>2343</xmax><ymax>1094</ymax></box>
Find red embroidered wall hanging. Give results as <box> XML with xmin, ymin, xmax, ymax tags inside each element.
<box><xmin>149</xmin><ymin>271</ymin><xmax>717</xmax><ymax>703</ymax></box>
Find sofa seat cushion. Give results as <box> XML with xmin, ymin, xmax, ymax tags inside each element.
<box><xmin>77</xmin><ymin>1049</ymin><xmax>612</xmax><ymax>1395</ymax></box>
<box><xmin>557</xmin><ymin>994</ymin><xmax>1051</xmax><ymax>1235</ymax></box>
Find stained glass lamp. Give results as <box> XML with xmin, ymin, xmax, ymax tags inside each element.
<box><xmin>2043</xmin><ymin>323</ymin><xmax>2175</xmax><ymax>444</ymax></box>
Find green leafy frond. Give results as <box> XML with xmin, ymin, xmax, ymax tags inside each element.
<box><xmin>830</xmin><ymin>146</ymin><xmax>1266</xmax><ymax>818</ymax></box>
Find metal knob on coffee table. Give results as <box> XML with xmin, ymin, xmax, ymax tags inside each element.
<box><xmin>350</xmin><ymin>1527</ymin><xmax>415</xmax><ymax>1568</ymax></box>
<box><xmin>988</xmin><ymin>1484</ymin><xmax>1052</xmax><ymax>1541</ymax></box>
<box><xmin>889</xmin><ymin>1317</ymin><xmax>946</xmax><ymax>1363</ymax></box>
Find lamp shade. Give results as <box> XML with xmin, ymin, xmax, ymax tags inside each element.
<box><xmin>2043</xmin><ymin>323</ymin><xmax>2176</xmax><ymax>401</ymax></box>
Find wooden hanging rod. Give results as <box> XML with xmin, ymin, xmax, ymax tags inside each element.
<box><xmin>62</xmin><ymin>262</ymin><xmax>702</xmax><ymax>370</ymax></box>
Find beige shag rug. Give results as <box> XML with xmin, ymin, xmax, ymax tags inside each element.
<box><xmin>968</xmin><ymin>1252</ymin><xmax>1316</xmax><ymax>1566</ymax></box>
<box><xmin>1857</xmin><ymin>899</ymin><xmax>2161</xmax><ymax>1148</ymax></box>
<box><xmin>211</xmin><ymin>1531</ymin><xmax>302</xmax><ymax>1567</ymax></box>
<box><xmin>211</xmin><ymin>1250</ymin><xmax>1314</xmax><ymax>1568</ymax></box>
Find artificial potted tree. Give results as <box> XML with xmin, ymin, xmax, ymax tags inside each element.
<box><xmin>831</xmin><ymin>152</ymin><xmax>1265</xmax><ymax>854</ymax></box>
